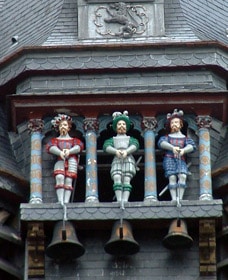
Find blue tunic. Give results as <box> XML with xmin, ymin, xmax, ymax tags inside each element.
<box><xmin>158</xmin><ymin>135</ymin><xmax>196</xmax><ymax>178</ymax></box>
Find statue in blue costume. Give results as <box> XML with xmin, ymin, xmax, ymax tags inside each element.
<box><xmin>103</xmin><ymin>111</ymin><xmax>139</xmax><ymax>206</ymax></box>
<box><xmin>158</xmin><ymin>109</ymin><xmax>196</xmax><ymax>202</ymax></box>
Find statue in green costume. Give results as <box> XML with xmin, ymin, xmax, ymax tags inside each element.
<box><xmin>103</xmin><ymin>111</ymin><xmax>139</xmax><ymax>206</ymax></box>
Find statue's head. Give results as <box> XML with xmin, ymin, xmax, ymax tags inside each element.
<box><xmin>112</xmin><ymin>110</ymin><xmax>131</xmax><ymax>133</ymax></box>
<box><xmin>51</xmin><ymin>114</ymin><xmax>73</xmax><ymax>132</ymax></box>
<box><xmin>166</xmin><ymin>109</ymin><xmax>184</xmax><ymax>132</ymax></box>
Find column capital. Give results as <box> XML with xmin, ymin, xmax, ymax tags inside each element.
<box><xmin>28</xmin><ymin>119</ymin><xmax>44</xmax><ymax>133</ymax></box>
<box><xmin>83</xmin><ymin>118</ymin><xmax>99</xmax><ymax>132</ymax></box>
<box><xmin>196</xmin><ymin>116</ymin><xmax>212</xmax><ymax>129</ymax></box>
<box><xmin>142</xmin><ymin>117</ymin><xmax>157</xmax><ymax>131</ymax></box>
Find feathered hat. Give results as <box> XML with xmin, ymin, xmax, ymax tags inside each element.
<box><xmin>165</xmin><ymin>109</ymin><xmax>184</xmax><ymax>128</ymax></box>
<box><xmin>112</xmin><ymin>111</ymin><xmax>131</xmax><ymax>132</ymax></box>
<box><xmin>51</xmin><ymin>114</ymin><xmax>72</xmax><ymax>130</ymax></box>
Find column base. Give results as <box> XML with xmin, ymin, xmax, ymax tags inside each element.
<box><xmin>30</xmin><ymin>197</ymin><xmax>43</xmax><ymax>204</ymax></box>
<box><xmin>199</xmin><ymin>194</ymin><xmax>213</xmax><ymax>201</ymax></box>
<box><xmin>144</xmin><ymin>195</ymin><xmax>157</xmax><ymax>202</ymax></box>
<box><xmin>85</xmin><ymin>196</ymin><xmax>99</xmax><ymax>203</ymax></box>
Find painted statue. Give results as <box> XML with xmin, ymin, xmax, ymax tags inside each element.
<box><xmin>46</xmin><ymin>114</ymin><xmax>84</xmax><ymax>205</ymax></box>
<box><xmin>103</xmin><ymin>111</ymin><xmax>139</xmax><ymax>206</ymax></box>
<box><xmin>158</xmin><ymin>109</ymin><xmax>196</xmax><ymax>202</ymax></box>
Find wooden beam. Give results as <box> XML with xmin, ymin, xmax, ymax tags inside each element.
<box><xmin>199</xmin><ymin>219</ymin><xmax>217</xmax><ymax>277</ymax></box>
<box><xmin>8</xmin><ymin>91</ymin><xmax>228</xmax><ymax>131</ymax></box>
<box><xmin>27</xmin><ymin>222</ymin><xmax>45</xmax><ymax>278</ymax></box>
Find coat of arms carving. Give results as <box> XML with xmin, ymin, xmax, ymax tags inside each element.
<box><xmin>94</xmin><ymin>2</ymin><xmax>149</xmax><ymax>38</ymax></box>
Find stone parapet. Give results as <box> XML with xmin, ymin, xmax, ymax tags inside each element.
<box><xmin>20</xmin><ymin>199</ymin><xmax>223</xmax><ymax>224</ymax></box>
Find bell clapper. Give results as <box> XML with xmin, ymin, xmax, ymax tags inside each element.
<box><xmin>61</xmin><ymin>203</ymin><xmax>68</xmax><ymax>240</ymax></box>
<box><xmin>119</xmin><ymin>217</ymin><xmax>124</xmax><ymax>239</ymax></box>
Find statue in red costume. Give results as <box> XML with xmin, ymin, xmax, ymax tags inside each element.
<box><xmin>46</xmin><ymin>114</ymin><xmax>84</xmax><ymax>205</ymax></box>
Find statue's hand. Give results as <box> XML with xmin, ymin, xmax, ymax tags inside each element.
<box><xmin>121</xmin><ymin>150</ymin><xmax>127</xmax><ymax>158</ymax></box>
<box><xmin>60</xmin><ymin>149</ymin><xmax>70</xmax><ymax>159</ymax></box>
<box><xmin>179</xmin><ymin>149</ymin><xmax>184</xmax><ymax>156</ymax></box>
<box><xmin>116</xmin><ymin>150</ymin><xmax>127</xmax><ymax>158</ymax></box>
<box><xmin>60</xmin><ymin>151</ymin><xmax>65</xmax><ymax>160</ymax></box>
<box><xmin>116</xmin><ymin>150</ymin><xmax>122</xmax><ymax>158</ymax></box>
<box><xmin>173</xmin><ymin>147</ymin><xmax>184</xmax><ymax>157</ymax></box>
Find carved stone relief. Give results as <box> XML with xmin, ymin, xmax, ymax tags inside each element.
<box><xmin>78</xmin><ymin>0</ymin><xmax>165</xmax><ymax>40</ymax></box>
<box><xmin>94</xmin><ymin>2</ymin><xmax>149</xmax><ymax>38</ymax></box>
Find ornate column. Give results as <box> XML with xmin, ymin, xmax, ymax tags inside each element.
<box><xmin>142</xmin><ymin>117</ymin><xmax>157</xmax><ymax>201</ymax></box>
<box><xmin>28</xmin><ymin>119</ymin><xmax>44</xmax><ymax>204</ymax></box>
<box><xmin>196</xmin><ymin>116</ymin><xmax>213</xmax><ymax>200</ymax></box>
<box><xmin>83</xmin><ymin>118</ymin><xmax>99</xmax><ymax>202</ymax></box>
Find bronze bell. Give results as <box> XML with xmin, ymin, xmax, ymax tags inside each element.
<box><xmin>46</xmin><ymin>221</ymin><xmax>85</xmax><ymax>260</ymax></box>
<box><xmin>104</xmin><ymin>220</ymin><xmax>139</xmax><ymax>255</ymax></box>
<box><xmin>163</xmin><ymin>219</ymin><xmax>193</xmax><ymax>249</ymax></box>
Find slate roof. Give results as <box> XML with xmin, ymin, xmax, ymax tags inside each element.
<box><xmin>0</xmin><ymin>107</ymin><xmax>26</xmax><ymax>182</ymax></box>
<box><xmin>180</xmin><ymin>0</ymin><xmax>228</xmax><ymax>45</ymax></box>
<box><xmin>0</xmin><ymin>0</ymin><xmax>64</xmax><ymax>58</ymax></box>
<box><xmin>0</xmin><ymin>0</ymin><xmax>227</xmax><ymax>60</ymax></box>
<box><xmin>212</xmin><ymin>127</ymin><xmax>228</xmax><ymax>192</ymax></box>
<box><xmin>1</xmin><ymin>43</ymin><xmax>228</xmax><ymax>93</ymax></box>
<box><xmin>212</xmin><ymin>128</ymin><xmax>228</xmax><ymax>172</ymax></box>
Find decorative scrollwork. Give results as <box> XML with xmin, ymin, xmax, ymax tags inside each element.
<box><xmin>196</xmin><ymin>116</ymin><xmax>212</xmax><ymax>129</ymax></box>
<box><xmin>94</xmin><ymin>2</ymin><xmax>148</xmax><ymax>38</ymax></box>
<box><xmin>28</xmin><ymin>119</ymin><xmax>44</xmax><ymax>133</ymax></box>
<box><xmin>83</xmin><ymin>118</ymin><xmax>99</xmax><ymax>132</ymax></box>
<box><xmin>142</xmin><ymin>117</ymin><xmax>157</xmax><ymax>131</ymax></box>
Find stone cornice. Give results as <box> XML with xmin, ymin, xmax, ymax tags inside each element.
<box><xmin>20</xmin><ymin>200</ymin><xmax>223</xmax><ymax>224</ymax></box>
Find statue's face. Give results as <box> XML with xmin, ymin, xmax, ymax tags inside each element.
<box><xmin>170</xmin><ymin>117</ymin><xmax>181</xmax><ymax>133</ymax></box>
<box><xmin>116</xmin><ymin>120</ymin><xmax>127</xmax><ymax>134</ymax></box>
<box><xmin>59</xmin><ymin>120</ymin><xmax>70</xmax><ymax>136</ymax></box>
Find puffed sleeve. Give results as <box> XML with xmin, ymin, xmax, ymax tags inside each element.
<box><xmin>103</xmin><ymin>138</ymin><xmax>114</xmax><ymax>152</ymax></box>
<box><xmin>157</xmin><ymin>136</ymin><xmax>168</xmax><ymax>149</ymax></box>
<box><xmin>73</xmin><ymin>138</ymin><xmax>84</xmax><ymax>151</ymax></box>
<box><xmin>46</xmin><ymin>138</ymin><xmax>58</xmax><ymax>153</ymax></box>
<box><xmin>185</xmin><ymin>137</ymin><xmax>196</xmax><ymax>152</ymax></box>
<box><xmin>129</xmin><ymin>137</ymin><xmax>139</xmax><ymax>150</ymax></box>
